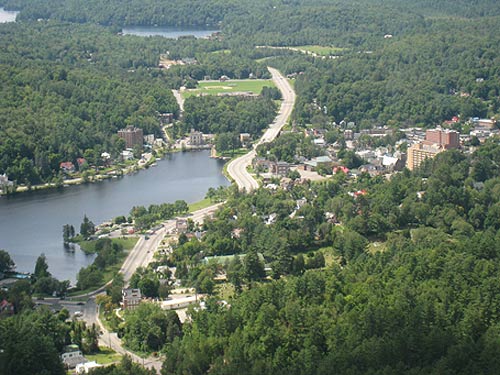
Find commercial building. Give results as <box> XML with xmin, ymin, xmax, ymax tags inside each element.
<box><xmin>122</xmin><ymin>288</ymin><xmax>142</xmax><ymax>310</ymax></box>
<box><xmin>406</xmin><ymin>128</ymin><xmax>460</xmax><ymax>171</ymax></box>
<box><xmin>424</xmin><ymin>129</ymin><xmax>459</xmax><ymax>149</ymax></box>
<box><xmin>406</xmin><ymin>143</ymin><xmax>443</xmax><ymax>171</ymax></box>
<box><xmin>117</xmin><ymin>126</ymin><xmax>144</xmax><ymax>148</ymax></box>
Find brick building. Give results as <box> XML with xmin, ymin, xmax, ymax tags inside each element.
<box><xmin>118</xmin><ymin>126</ymin><xmax>144</xmax><ymax>148</ymax></box>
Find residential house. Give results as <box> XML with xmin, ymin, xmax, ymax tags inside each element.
<box><xmin>76</xmin><ymin>158</ymin><xmax>87</xmax><ymax>171</ymax></box>
<box><xmin>0</xmin><ymin>299</ymin><xmax>14</xmax><ymax>316</ymax></box>
<box><xmin>60</xmin><ymin>162</ymin><xmax>75</xmax><ymax>174</ymax></box>
<box><xmin>76</xmin><ymin>361</ymin><xmax>101</xmax><ymax>374</ymax></box>
<box><xmin>176</xmin><ymin>219</ymin><xmax>189</xmax><ymax>234</ymax></box>
<box><xmin>121</xmin><ymin>150</ymin><xmax>134</xmax><ymax>161</ymax></box>
<box><xmin>61</xmin><ymin>349</ymin><xmax>87</xmax><ymax>369</ymax></box>
<box><xmin>304</xmin><ymin>156</ymin><xmax>333</xmax><ymax>171</ymax></box>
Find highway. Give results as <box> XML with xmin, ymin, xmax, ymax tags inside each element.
<box><xmin>227</xmin><ymin>67</ymin><xmax>296</xmax><ymax>192</ymax></box>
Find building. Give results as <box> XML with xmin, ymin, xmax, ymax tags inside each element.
<box><xmin>76</xmin><ymin>361</ymin><xmax>101</xmax><ymax>374</ymax></box>
<box><xmin>117</xmin><ymin>126</ymin><xmax>144</xmax><ymax>148</ymax></box>
<box><xmin>60</xmin><ymin>162</ymin><xmax>75</xmax><ymax>174</ymax></box>
<box><xmin>122</xmin><ymin>288</ymin><xmax>142</xmax><ymax>310</ymax></box>
<box><xmin>121</xmin><ymin>150</ymin><xmax>134</xmax><ymax>161</ymax></box>
<box><xmin>189</xmin><ymin>129</ymin><xmax>203</xmax><ymax>146</ymax></box>
<box><xmin>270</xmin><ymin>161</ymin><xmax>291</xmax><ymax>176</ymax></box>
<box><xmin>424</xmin><ymin>129</ymin><xmax>459</xmax><ymax>149</ymax></box>
<box><xmin>159</xmin><ymin>113</ymin><xmax>174</xmax><ymax>124</ymax></box>
<box><xmin>176</xmin><ymin>219</ymin><xmax>189</xmax><ymax>234</ymax></box>
<box><xmin>61</xmin><ymin>349</ymin><xmax>87</xmax><ymax>369</ymax></box>
<box><xmin>406</xmin><ymin>143</ymin><xmax>443</xmax><ymax>171</ymax></box>
<box><xmin>304</xmin><ymin>156</ymin><xmax>334</xmax><ymax>171</ymax></box>
<box><xmin>476</xmin><ymin>118</ymin><xmax>497</xmax><ymax>129</ymax></box>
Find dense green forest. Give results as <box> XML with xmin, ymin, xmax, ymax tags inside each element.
<box><xmin>283</xmin><ymin>17</ymin><xmax>500</xmax><ymax>128</ymax></box>
<box><xmin>157</xmin><ymin>141</ymin><xmax>500</xmax><ymax>374</ymax></box>
<box><xmin>182</xmin><ymin>96</ymin><xmax>277</xmax><ymax>135</ymax></box>
<box><xmin>0</xmin><ymin>21</ymin><xmax>270</xmax><ymax>184</ymax></box>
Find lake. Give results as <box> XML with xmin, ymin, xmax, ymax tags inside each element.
<box><xmin>0</xmin><ymin>151</ymin><xmax>229</xmax><ymax>282</ymax></box>
<box><xmin>0</xmin><ymin>7</ymin><xmax>19</xmax><ymax>23</ymax></box>
<box><xmin>122</xmin><ymin>26</ymin><xmax>219</xmax><ymax>38</ymax></box>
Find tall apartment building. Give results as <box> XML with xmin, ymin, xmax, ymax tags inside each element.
<box><xmin>406</xmin><ymin>128</ymin><xmax>460</xmax><ymax>170</ymax></box>
<box><xmin>424</xmin><ymin>129</ymin><xmax>459</xmax><ymax>149</ymax></box>
<box><xmin>406</xmin><ymin>143</ymin><xmax>443</xmax><ymax>171</ymax></box>
<box><xmin>117</xmin><ymin>126</ymin><xmax>143</xmax><ymax>148</ymax></box>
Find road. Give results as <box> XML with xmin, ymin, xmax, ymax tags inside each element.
<box><xmin>121</xmin><ymin>202</ymin><xmax>224</xmax><ymax>286</ymax></box>
<box><xmin>226</xmin><ymin>67</ymin><xmax>296</xmax><ymax>192</ymax></box>
<box><xmin>50</xmin><ymin>203</ymin><xmax>224</xmax><ymax>373</ymax></box>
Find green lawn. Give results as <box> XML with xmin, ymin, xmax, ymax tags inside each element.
<box><xmin>182</xmin><ymin>79</ymin><xmax>275</xmax><ymax>99</ymax></box>
<box><xmin>78</xmin><ymin>237</ymin><xmax>138</xmax><ymax>254</ymax></box>
<box><xmin>188</xmin><ymin>198</ymin><xmax>213</xmax><ymax>212</ymax></box>
<box><xmin>293</xmin><ymin>45</ymin><xmax>346</xmax><ymax>56</ymax></box>
<box><xmin>85</xmin><ymin>347</ymin><xmax>122</xmax><ymax>365</ymax></box>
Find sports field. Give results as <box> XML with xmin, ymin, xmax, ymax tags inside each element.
<box><xmin>182</xmin><ymin>79</ymin><xmax>275</xmax><ymax>99</ymax></box>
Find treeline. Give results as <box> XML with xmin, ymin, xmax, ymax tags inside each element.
<box><xmin>285</xmin><ymin>16</ymin><xmax>500</xmax><ymax>128</ymax></box>
<box><xmin>182</xmin><ymin>96</ymin><xmax>277</xmax><ymax>135</ymax></box>
<box><xmin>158</xmin><ymin>141</ymin><xmax>500</xmax><ymax>374</ymax></box>
<box><xmin>0</xmin><ymin>22</ymin><xmax>181</xmax><ymax>185</ymax></box>
<box><xmin>6</xmin><ymin>0</ymin><xmax>500</xmax><ymax>47</ymax></box>
<box><xmin>163</xmin><ymin>231</ymin><xmax>500</xmax><ymax>374</ymax></box>
<box><xmin>130</xmin><ymin>200</ymin><xmax>188</xmax><ymax>231</ymax></box>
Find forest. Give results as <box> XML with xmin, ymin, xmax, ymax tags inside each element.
<box><xmin>2</xmin><ymin>0</ymin><xmax>500</xmax><ymax>373</ymax></box>
<box><xmin>155</xmin><ymin>141</ymin><xmax>500</xmax><ymax>375</ymax></box>
<box><xmin>0</xmin><ymin>21</ymin><xmax>269</xmax><ymax>184</ymax></box>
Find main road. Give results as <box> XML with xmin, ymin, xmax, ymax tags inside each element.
<box><xmin>227</xmin><ymin>67</ymin><xmax>296</xmax><ymax>192</ymax></box>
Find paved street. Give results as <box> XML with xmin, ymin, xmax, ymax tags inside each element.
<box><xmin>227</xmin><ymin>67</ymin><xmax>296</xmax><ymax>191</ymax></box>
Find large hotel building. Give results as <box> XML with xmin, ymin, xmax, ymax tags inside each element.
<box><xmin>406</xmin><ymin>129</ymin><xmax>459</xmax><ymax>171</ymax></box>
<box><xmin>117</xmin><ymin>126</ymin><xmax>144</xmax><ymax>148</ymax></box>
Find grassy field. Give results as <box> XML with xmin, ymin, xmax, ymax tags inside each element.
<box><xmin>188</xmin><ymin>198</ymin><xmax>213</xmax><ymax>212</ymax></box>
<box><xmin>182</xmin><ymin>79</ymin><xmax>275</xmax><ymax>99</ymax></box>
<box><xmin>85</xmin><ymin>347</ymin><xmax>122</xmax><ymax>365</ymax></box>
<box><xmin>293</xmin><ymin>45</ymin><xmax>346</xmax><ymax>56</ymax></box>
<box><xmin>78</xmin><ymin>237</ymin><xmax>138</xmax><ymax>254</ymax></box>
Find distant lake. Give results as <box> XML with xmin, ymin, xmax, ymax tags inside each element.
<box><xmin>0</xmin><ymin>150</ymin><xmax>229</xmax><ymax>283</ymax></box>
<box><xmin>0</xmin><ymin>8</ymin><xmax>19</xmax><ymax>23</ymax></box>
<box><xmin>122</xmin><ymin>26</ymin><xmax>219</xmax><ymax>38</ymax></box>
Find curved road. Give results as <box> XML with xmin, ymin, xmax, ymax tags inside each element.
<box><xmin>227</xmin><ymin>67</ymin><xmax>296</xmax><ymax>191</ymax></box>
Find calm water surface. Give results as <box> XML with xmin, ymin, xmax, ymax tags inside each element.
<box><xmin>0</xmin><ymin>8</ymin><xmax>19</xmax><ymax>23</ymax></box>
<box><xmin>122</xmin><ymin>26</ymin><xmax>219</xmax><ymax>38</ymax></box>
<box><xmin>0</xmin><ymin>151</ymin><xmax>229</xmax><ymax>282</ymax></box>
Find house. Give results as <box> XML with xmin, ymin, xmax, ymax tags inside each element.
<box><xmin>0</xmin><ymin>173</ymin><xmax>13</xmax><ymax>188</ymax></box>
<box><xmin>176</xmin><ymin>219</ymin><xmax>189</xmax><ymax>234</ymax></box>
<box><xmin>76</xmin><ymin>158</ymin><xmax>87</xmax><ymax>170</ymax></box>
<box><xmin>76</xmin><ymin>361</ymin><xmax>101</xmax><ymax>374</ymax></box>
<box><xmin>61</xmin><ymin>349</ymin><xmax>87</xmax><ymax>369</ymax></box>
<box><xmin>476</xmin><ymin>118</ymin><xmax>497</xmax><ymax>129</ymax></box>
<box><xmin>122</xmin><ymin>288</ymin><xmax>142</xmax><ymax>310</ymax></box>
<box><xmin>219</xmin><ymin>75</ymin><xmax>230</xmax><ymax>82</ymax></box>
<box><xmin>333</xmin><ymin>166</ymin><xmax>350</xmax><ymax>174</ymax></box>
<box><xmin>304</xmin><ymin>156</ymin><xmax>333</xmax><ymax>170</ymax></box>
<box><xmin>121</xmin><ymin>150</ymin><xmax>134</xmax><ymax>161</ymax></box>
<box><xmin>0</xmin><ymin>299</ymin><xmax>14</xmax><ymax>316</ymax></box>
<box><xmin>239</xmin><ymin>133</ymin><xmax>251</xmax><ymax>146</ymax></box>
<box><xmin>60</xmin><ymin>162</ymin><xmax>75</xmax><ymax>174</ymax></box>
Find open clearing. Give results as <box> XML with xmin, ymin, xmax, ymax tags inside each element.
<box><xmin>182</xmin><ymin>79</ymin><xmax>275</xmax><ymax>99</ymax></box>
